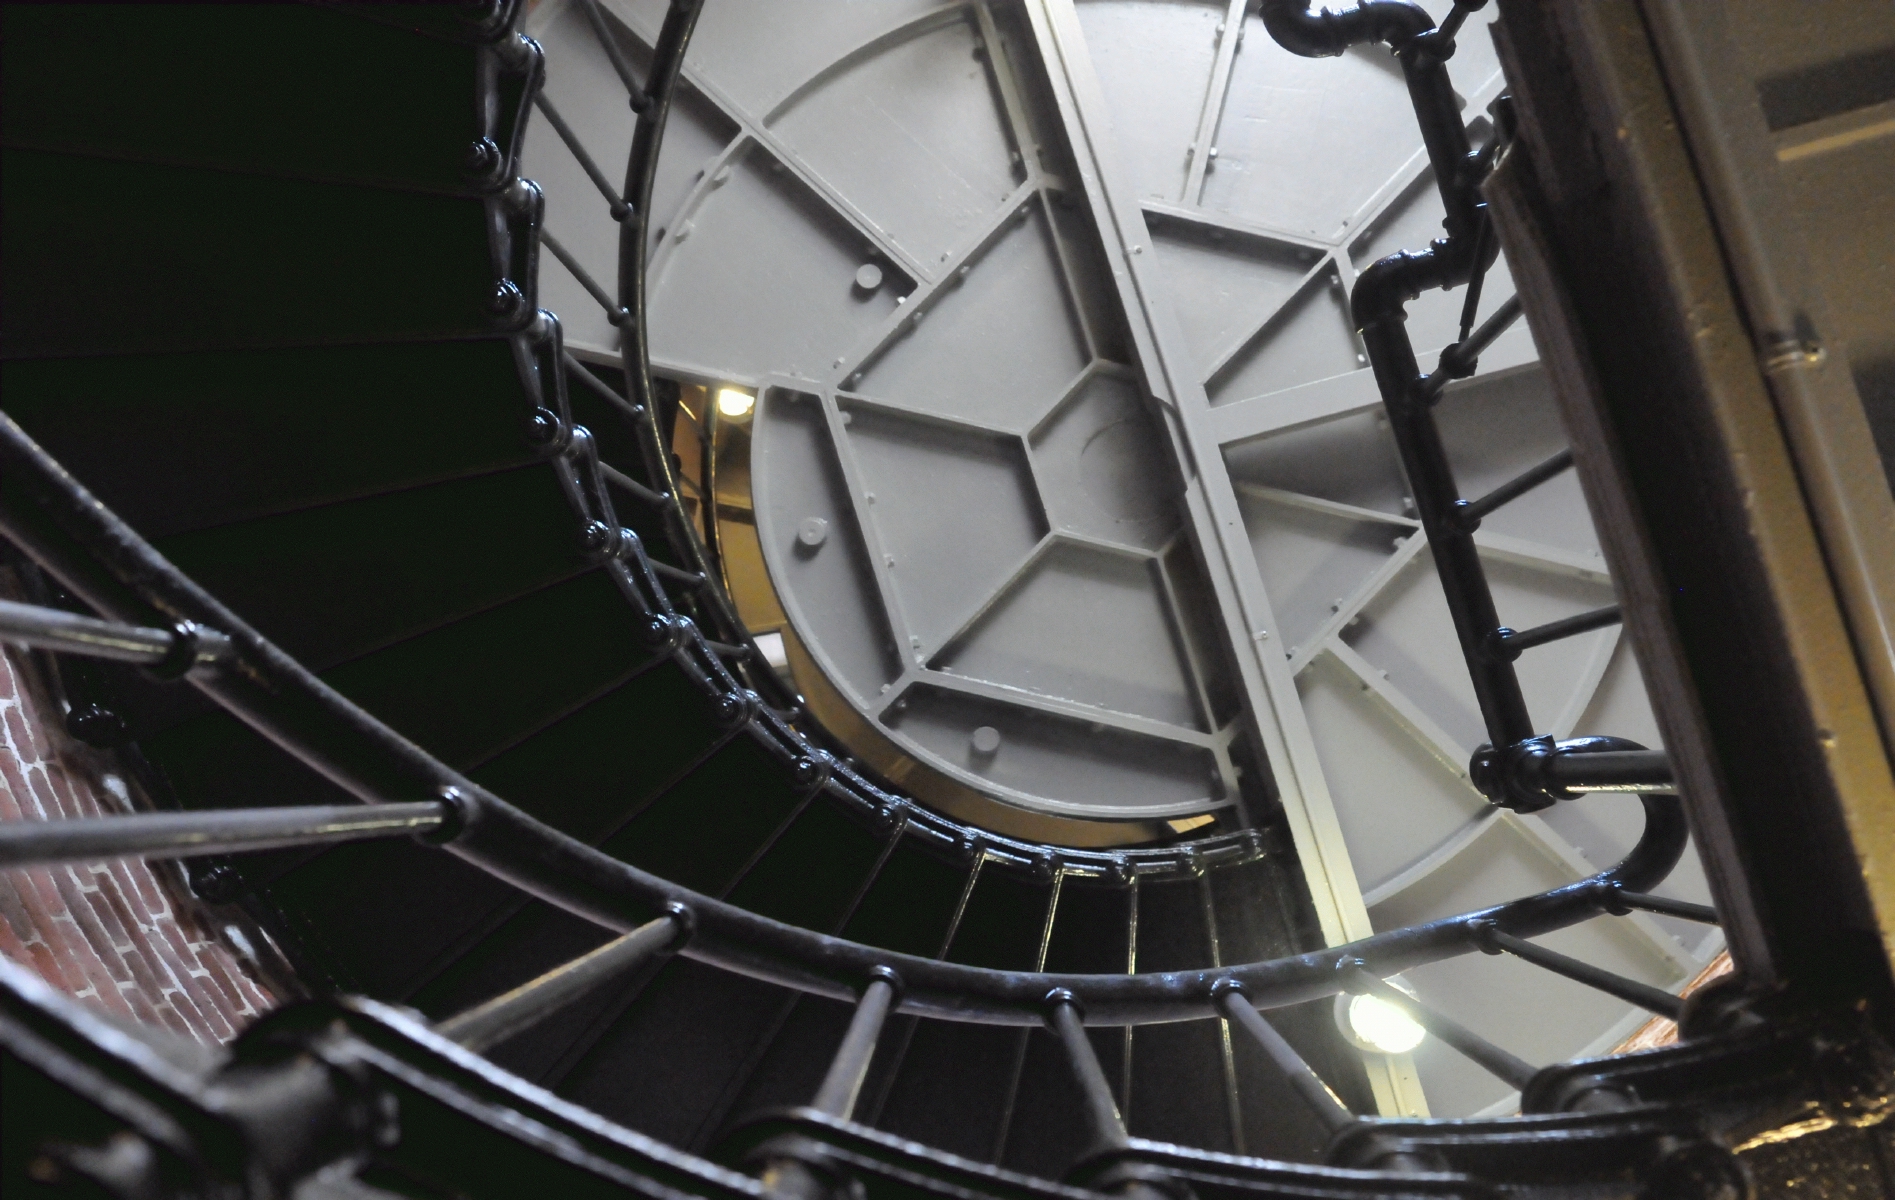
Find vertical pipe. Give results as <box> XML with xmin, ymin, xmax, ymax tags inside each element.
<box><xmin>810</xmin><ymin>971</ymin><xmax>898</xmax><ymax>1119</ymax></box>
<box><xmin>1046</xmin><ymin>990</ymin><xmax>1129</xmax><ymax>1152</ymax></box>
<box><xmin>1213</xmin><ymin>985</ymin><xmax>1354</xmax><ymax>1135</ymax></box>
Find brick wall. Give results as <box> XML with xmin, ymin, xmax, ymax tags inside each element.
<box><xmin>0</xmin><ymin>634</ymin><xmax>275</xmax><ymax>1042</ymax></box>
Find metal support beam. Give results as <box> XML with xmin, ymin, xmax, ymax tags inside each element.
<box><xmin>1215</xmin><ymin>985</ymin><xmax>1354</xmax><ymax>1135</ymax></box>
<box><xmin>810</xmin><ymin>972</ymin><xmax>898</xmax><ymax>1119</ymax></box>
<box><xmin>1046</xmin><ymin>992</ymin><xmax>1130</xmax><ymax>1153</ymax></box>
<box><xmin>1478</xmin><ymin>926</ymin><xmax>1684</xmax><ymax>1018</ymax></box>
<box><xmin>0</xmin><ymin>803</ymin><xmax>449</xmax><ymax>868</ymax></box>
<box><xmin>437</xmin><ymin>911</ymin><xmax>683</xmax><ymax>1052</ymax></box>
<box><xmin>1343</xmin><ymin>964</ymin><xmax>1538</xmax><ymax>1091</ymax></box>
<box><xmin>0</xmin><ymin>598</ymin><xmax>231</xmax><ymax>671</ymax></box>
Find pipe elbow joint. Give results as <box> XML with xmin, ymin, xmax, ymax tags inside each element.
<box><xmin>1260</xmin><ymin>0</ymin><xmax>1434</xmax><ymax>59</ymax></box>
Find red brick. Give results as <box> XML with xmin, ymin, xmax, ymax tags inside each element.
<box><xmin>118</xmin><ymin>945</ymin><xmax>167</xmax><ymax>1005</ymax></box>
<box><xmin>21</xmin><ymin>940</ymin><xmax>76</xmax><ymax>994</ymax></box>
<box><xmin>94</xmin><ymin>872</ymin><xmax>153</xmax><ymax>945</ymax></box>
<box><xmin>3</xmin><ymin>703</ymin><xmax>44</xmax><ymax>766</ymax></box>
<box><xmin>119</xmin><ymin>983</ymin><xmax>162</xmax><ymax>1027</ymax></box>
<box><xmin>0</xmin><ymin>755</ymin><xmax>41</xmax><ymax>820</ymax></box>
<box><xmin>108</xmin><ymin>859</ymin><xmax>171</xmax><ymax>922</ymax></box>
<box><xmin>80</xmin><ymin>884</ymin><xmax>137</xmax><ymax>959</ymax></box>
<box><xmin>195</xmin><ymin>958</ymin><xmax>249</xmax><ymax>1016</ymax></box>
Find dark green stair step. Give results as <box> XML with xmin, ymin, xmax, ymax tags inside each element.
<box><xmin>469</xmin><ymin>659</ymin><xmax>729</xmax><ymax>843</ymax></box>
<box><xmin>998</xmin><ymin>874</ymin><xmax>1134</xmax><ymax>1179</ymax></box>
<box><xmin>0</xmin><ymin>341</ymin><xmax>536</xmax><ymax>541</ymax></box>
<box><xmin>1128</xmin><ymin>877</ymin><xmax>1235</xmax><ymax>1153</ymax></box>
<box><xmin>556</xmin><ymin>958</ymin><xmax>798</xmax><ymax>1149</ymax></box>
<box><xmin>263</xmin><ymin>836</ymin><xmax>523</xmax><ymax>999</ymax></box>
<box><xmin>1</xmin><ymin>3</ymin><xmax>524</xmax><ymax>197</ymax></box>
<box><xmin>322</xmin><ymin>569</ymin><xmax>662</xmax><ymax>773</ymax></box>
<box><xmin>155</xmin><ymin>463</ymin><xmax>585</xmax><ymax>673</ymax></box>
<box><xmin>600</xmin><ymin>733</ymin><xmax>807</xmax><ymax>898</ymax></box>
<box><xmin>707</xmin><ymin>993</ymin><xmax>856</xmax><ymax>1143</ymax></box>
<box><xmin>874</xmin><ymin>864</ymin><xmax>1054</xmax><ymax>1161</ymax></box>
<box><xmin>723</xmin><ymin>794</ymin><xmax>890</xmax><ymax>929</ymax></box>
<box><xmin>2</xmin><ymin>149</ymin><xmax>501</xmax><ymax>359</ymax></box>
<box><xmin>837</xmin><ymin>837</ymin><xmax>971</xmax><ymax>960</ymax></box>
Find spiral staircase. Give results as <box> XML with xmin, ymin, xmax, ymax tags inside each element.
<box><xmin>3</xmin><ymin>2</ymin><xmax>1895</xmax><ymax>1198</ymax></box>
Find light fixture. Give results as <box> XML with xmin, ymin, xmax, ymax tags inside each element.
<box><xmin>716</xmin><ymin>387</ymin><xmax>755</xmax><ymax>419</ymax></box>
<box><xmin>1335</xmin><ymin>978</ymin><xmax>1426</xmax><ymax>1055</ymax></box>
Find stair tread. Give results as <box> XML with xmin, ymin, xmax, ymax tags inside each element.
<box><xmin>2</xmin><ymin>3</ymin><xmax>525</xmax><ymax>197</ymax></box>
<box><xmin>2</xmin><ymin>148</ymin><xmax>502</xmax><ymax>359</ymax></box>
<box><xmin>1</xmin><ymin>342</ymin><xmax>537</xmax><ymax>541</ymax></box>
<box><xmin>154</xmin><ymin>463</ymin><xmax>586</xmax><ymax>673</ymax></box>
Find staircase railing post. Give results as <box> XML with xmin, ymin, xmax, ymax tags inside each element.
<box><xmin>435</xmin><ymin>905</ymin><xmax>690</xmax><ymax>1052</ymax></box>
<box><xmin>810</xmin><ymin>967</ymin><xmax>899</xmax><ymax>1119</ymax></box>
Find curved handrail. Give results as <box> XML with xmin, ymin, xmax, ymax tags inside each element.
<box><xmin>0</xmin><ymin>407</ymin><xmax>1687</xmax><ymax>1027</ymax></box>
<box><xmin>0</xmin><ymin>0</ymin><xmax>1696</xmax><ymax>1041</ymax></box>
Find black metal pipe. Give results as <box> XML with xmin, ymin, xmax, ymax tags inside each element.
<box><xmin>539</xmin><ymin>228</ymin><xmax>630</xmax><ymax>326</ymax></box>
<box><xmin>1453</xmin><ymin>448</ymin><xmax>1574</xmax><ymax>529</ymax></box>
<box><xmin>436</xmin><ymin>910</ymin><xmax>682</xmax><ymax>1053</ymax></box>
<box><xmin>575</xmin><ymin>0</ymin><xmax>649</xmax><ymax>112</ymax></box>
<box><xmin>0</xmin><ymin>802</ymin><xmax>447</xmax><ymax>869</ymax></box>
<box><xmin>1046</xmin><ymin>993</ymin><xmax>1129</xmax><ymax>1151</ymax></box>
<box><xmin>1258</xmin><ymin>0</ymin><xmax>1433</xmax><ymax>58</ymax></box>
<box><xmin>810</xmin><ymin>972</ymin><xmax>897</xmax><ymax>1119</ymax></box>
<box><xmin>1492</xmin><ymin>604</ymin><xmax>1622</xmax><ymax>658</ymax></box>
<box><xmin>0</xmin><ymin>598</ymin><xmax>229</xmax><ymax>668</ymax></box>
<box><xmin>1214</xmin><ymin>986</ymin><xmax>1353</xmax><ymax>1135</ymax></box>
<box><xmin>0</xmin><ymin>377</ymin><xmax>1691</xmax><ymax>1027</ymax></box>
<box><xmin>1360</xmin><ymin>309</ymin><xmax>1534</xmax><ymax>750</ymax></box>
<box><xmin>1607</xmin><ymin>888</ymin><xmax>1719</xmax><ymax>925</ymax></box>
<box><xmin>1343</xmin><ymin>964</ymin><xmax>1538</xmax><ymax>1090</ymax></box>
<box><xmin>1478</xmin><ymin>927</ymin><xmax>1684</xmax><ymax>1018</ymax></box>
<box><xmin>532</xmin><ymin>93</ymin><xmax>629</xmax><ymax>221</ymax></box>
<box><xmin>1544</xmin><ymin>749</ymin><xmax>1674</xmax><ymax>793</ymax></box>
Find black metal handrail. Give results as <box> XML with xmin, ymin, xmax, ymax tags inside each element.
<box><xmin>1262</xmin><ymin>0</ymin><xmax>1681</xmax><ymax>812</ymax></box>
<box><xmin>0</xmin><ymin>12</ymin><xmax>1713</xmax><ymax>1156</ymax></box>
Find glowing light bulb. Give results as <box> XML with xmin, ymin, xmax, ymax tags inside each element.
<box><xmin>1346</xmin><ymin>992</ymin><xmax>1426</xmax><ymax>1054</ymax></box>
<box><xmin>717</xmin><ymin>388</ymin><xmax>755</xmax><ymax>418</ymax></box>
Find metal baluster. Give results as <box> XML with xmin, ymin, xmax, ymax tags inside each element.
<box><xmin>575</xmin><ymin>0</ymin><xmax>650</xmax><ymax>112</ymax></box>
<box><xmin>760</xmin><ymin>970</ymin><xmax>899</xmax><ymax>1200</ymax></box>
<box><xmin>436</xmin><ymin>908</ymin><xmax>685</xmax><ymax>1052</ymax></box>
<box><xmin>1452</xmin><ymin>448</ymin><xmax>1575</xmax><ymax>529</ymax></box>
<box><xmin>0</xmin><ymin>598</ymin><xmax>231</xmax><ymax>671</ymax></box>
<box><xmin>1046</xmin><ymin>990</ymin><xmax>1128</xmax><ymax>1152</ymax></box>
<box><xmin>811</xmin><ymin>969</ymin><xmax>899</xmax><ymax>1118</ymax></box>
<box><xmin>563</xmin><ymin>351</ymin><xmax>647</xmax><ymax>423</ymax></box>
<box><xmin>601</xmin><ymin>462</ymin><xmax>670</xmax><ymax>508</ymax></box>
<box><xmin>539</xmin><ymin>229</ymin><xmax>631</xmax><ymax>326</ymax></box>
<box><xmin>1047</xmin><ymin>991</ymin><xmax>1173</xmax><ymax>1200</ymax></box>
<box><xmin>1341</xmin><ymin>961</ymin><xmax>1537</xmax><ymax>1090</ymax></box>
<box><xmin>647</xmin><ymin>558</ymin><xmax>707</xmax><ymax>588</ymax></box>
<box><xmin>0</xmin><ymin>802</ymin><xmax>449</xmax><ymax>868</ymax></box>
<box><xmin>1602</xmin><ymin>887</ymin><xmax>1719</xmax><ymax>924</ymax></box>
<box><xmin>1212</xmin><ymin>982</ymin><xmax>1353</xmax><ymax>1135</ymax></box>
<box><xmin>1489</xmin><ymin>605</ymin><xmax>1623</xmax><ymax>659</ymax></box>
<box><xmin>1420</xmin><ymin>295</ymin><xmax>1526</xmax><ymax>400</ymax></box>
<box><xmin>1472</xmin><ymin>923</ymin><xmax>1684</xmax><ymax>1018</ymax></box>
<box><xmin>532</xmin><ymin>93</ymin><xmax>629</xmax><ymax>220</ymax></box>
<box><xmin>1544</xmin><ymin>749</ymin><xmax>1675</xmax><ymax>794</ymax></box>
